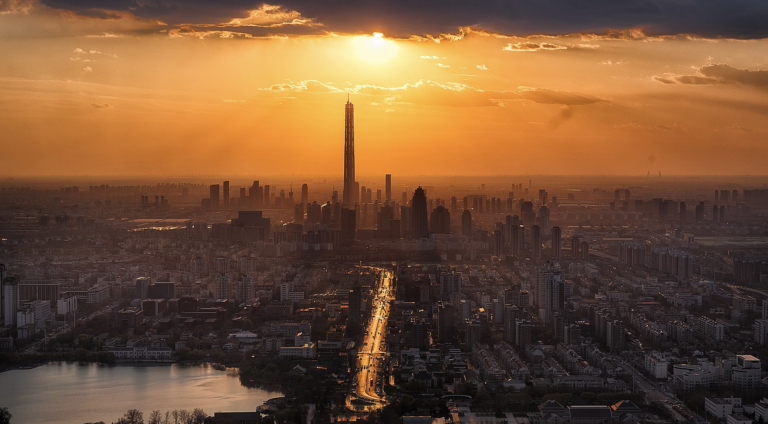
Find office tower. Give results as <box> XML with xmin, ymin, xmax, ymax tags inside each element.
<box><xmin>430</xmin><ymin>205</ymin><xmax>451</xmax><ymax>234</ymax></box>
<box><xmin>412</xmin><ymin>319</ymin><xmax>426</xmax><ymax>349</ymax></box>
<box><xmin>714</xmin><ymin>190</ymin><xmax>719</xmax><ymax>202</ymax></box>
<box><xmin>658</xmin><ymin>199</ymin><xmax>668</xmax><ymax>223</ymax></box>
<box><xmin>135</xmin><ymin>277</ymin><xmax>151</xmax><ymax>299</ymax></box>
<box><xmin>712</xmin><ymin>205</ymin><xmax>719</xmax><ymax>222</ymax></box>
<box><xmin>606</xmin><ymin>320</ymin><xmax>626</xmax><ymax>351</ymax></box>
<box><xmin>515</xmin><ymin>320</ymin><xmax>532</xmax><ymax>348</ymax></box>
<box><xmin>536</xmin><ymin>262</ymin><xmax>564</xmax><ymax>325</ymax></box>
<box><xmin>551</xmin><ymin>226</ymin><xmax>562</xmax><ymax>259</ymax></box>
<box><xmin>377</xmin><ymin>205</ymin><xmax>394</xmax><ymax>238</ymax></box>
<box><xmin>263</xmin><ymin>185</ymin><xmax>270</xmax><ymax>207</ymax></box>
<box><xmin>519</xmin><ymin>291</ymin><xmax>530</xmax><ymax>308</ymax></box>
<box><xmin>210</xmin><ymin>184</ymin><xmax>220</xmax><ymax>209</ymax></box>
<box><xmin>341</xmin><ymin>208</ymin><xmax>356</xmax><ymax>243</ymax></box>
<box><xmin>3</xmin><ymin>276</ymin><xmax>19</xmax><ymax>327</ymax></box>
<box><xmin>580</xmin><ymin>240</ymin><xmax>590</xmax><ymax>260</ymax></box>
<box><xmin>400</xmin><ymin>205</ymin><xmax>413</xmax><ymax>239</ymax></box>
<box><xmin>239</xmin><ymin>187</ymin><xmax>246</xmax><ymax>206</ymax></box>
<box><xmin>679</xmin><ymin>201</ymin><xmax>686</xmax><ymax>223</ymax></box>
<box><xmin>385</xmin><ymin>174</ymin><xmax>391</xmax><ymax>202</ymax></box>
<box><xmin>466</xmin><ymin>321</ymin><xmax>480</xmax><ymax>348</ymax></box>
<box><xmin>437</xmin><ymin>303</ymin><xmax>455</xmax><ymax>344</ymax></box>
<box><xmin>343</xmin><ymin>98</ymin><xmax>357</xmax><ymax>205</ymax></box>
<box><xmin>695</xmin><ymin>201</ymin><xmax>705</xmax><ymax>222</ymax></box>
<box><xmin>720</xmin><ymin>205</ymin><xmax>725</xmax><ymax>224</ymax></box>
<box><xmin>349</xmin><ymin>287</ymin><xmax>362</xmax><ymax>322</ymax></box>
<box><xmin>301</xmin><ymin>183</ymin><xmax>308</xmax><ymax>205</ymax></box>
<box><xmin>249</xmin><ymin>181</ymin><xmax>261</xmax><ymax>208</ymax></box>
<box><xmin>223</xmin><ymin>181</ymin><xmax>229</xmax><ymax>208</ymax></box>
<box><xmin>511</xmin><ymin>224</ymin><xmax>523</xmax><ymax>257</ymax></box>
<box><xmin>503</xmin><ymin>305</ymin><xmax>520</xmax><ymax>342</ymax></box>
<box><xmin>462</xmin><ymin>210</ymin><xmax>472</xmax><ymax>237</ymax></box>
<box><xmin>532</xmin><ymin>225</ymin><xmax>542</xmax><ymax>258</ymax></box>
<box><xmin>215</xmin><ymin>274</ymin><xmax>232</xmax><ymax>299</ymax></box>
<box><xmin>412</xmin><ymin>186</ymin><xmax>429</xmax><ymax>239</ymax></box>
<box><xmin>376</xmin><ymin>189</ymin><xmax>382</xmax><ymax>203</ymax></box>
<box><xmin>491</xmin><ymin>230</ymin><xmax>503</xmax><ymax>256</ymax></box>
<box><xmin>440</xmin><ymin>272</ymin><xmax>462</xmax><ymax>300</ymax></box>
<box><xmin>235</xmin><ymin>275</ymin><xmax>253</xmax><ymax>303</ymax></box>
<box><xmin>539</xmin><ymin>205</ymin><xmax>550</xmax><ymax>235</ymax></box>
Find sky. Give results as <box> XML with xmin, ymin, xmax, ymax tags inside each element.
<box><xmin>1</xmin><ymin>0</ymin><xmax>767</xmax><ymax>177</ymax></box>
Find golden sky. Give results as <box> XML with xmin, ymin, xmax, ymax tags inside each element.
<box><xmin>1</xmin><ymin>1</ymin><xmax>767</xmax><ymax>177</ymax></box>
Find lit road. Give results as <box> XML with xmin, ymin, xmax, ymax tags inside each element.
<box><xmin>347</xmin><ymin>269</ymin><xmax>393</xmax><ymax>412</ymax></box>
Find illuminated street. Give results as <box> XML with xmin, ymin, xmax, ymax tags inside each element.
<box><xmin>347</xmin><ymin>269</ymin><xmax>394</xmax><ymax>412</ymax></box>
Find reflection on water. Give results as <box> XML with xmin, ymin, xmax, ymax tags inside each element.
<box><xmin>0</xmin><ymin>362</ymin><xmax>281</xmax><ymax>423</ymax></box>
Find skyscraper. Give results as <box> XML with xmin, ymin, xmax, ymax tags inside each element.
<box><xmin>385</xmin><ymin>174</ymin><xmax>392</xmax><ymax>203</ymax></box>
<box><xmin>551</xmin><ymin>226</ymin><xmax>562</xmax><ymax>259</ymax></box>
<box><xmin>210</xmin><ymin>184</ymin><xmax>220</xmax><ymax>209</ymax></box>
<box><xmin>301</xmin><ymin>183</ymin><xmax>308</xmax><ymax>205</ymax></box>
<box><xmin>532</xmin><ymin>225</ymin><xmax>541</xmax><ymax>258</ymax></box>
<box><xmin>223</xmin><ymin>181</ymin><xmax>229</xmax><ymax>209</ymax></box>
<box><xmin>412</xmin><ymin>186</ymin><xmax>429</xmax><ymax>239</ymax></box>
<box><xmin>462</xmin><ymin>210</ymin><xmax>472</xmax><ymax>237</ymax></box>
<box><xmin>343</xmin><ymin>98</ymin><xmax>358</xmax><ymax>206</ymax></box>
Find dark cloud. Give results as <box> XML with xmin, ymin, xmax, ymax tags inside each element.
<box><xmin>38</xmin><ymin>0</ymin><xmax>768</xmax><ymax>39</ymax></box>
<box><xmin>654</xmin><ymin>64</ymin><xmax>768</xmax><ymax>88</ymax></box>
<box><xmin>0</xmin><ymin>0</ymin><xmax>34</xmax><ymax>14</ymax></box>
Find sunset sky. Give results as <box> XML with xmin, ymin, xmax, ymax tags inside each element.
<box><xmin>1</xmin><ymin>0</ymin><xmax>767</xmax><ymax>177</ymax></box>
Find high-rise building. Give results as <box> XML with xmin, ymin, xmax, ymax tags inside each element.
<box><xmin>551</xmin><ymin>226</ymin><xmax>562</xmax><ymax>259</ymax></box>
<box><xmin>430</xmin><ymin>205</ymin><xmax>451</xmax><ymax>234</ymax></box>
<box><xmin>343</xmin><ymin>98</ymin><xmax>358</xmax><ymax>206</ymax></box>
<box><xmin>412</xmin><ymin>319</ymin><xmax>426</xmax><ymax>349</ymax></box>
<box><xmin>466</xmin><ymin>320</ymin><xmax>480</xmax><ymax>348</ymax></box>
<box><xmin>223</xmin><ymin>181</ymin><xmax>230</xmax><ymax>208</ymax></box>
<box><xmin>210</xmin><ymin>184</ymin><xmax>220</xmax><ymax>209</ymax></box>
<box><xmin>349</xmin><ymin>287</ymin><xmax>362</xmax><ymax>322</ymax></box>
<box><xmin>215</xmin><ymin>274</ymin><xmax>232</xmax><ymax>299</ymax></box>
<box><xmin>135</xmin><ymin>277</ymin><xmax>151</xmax><ymax>299</ymax></box>
<box><xmin>412</xmin><ymin>187</ymin><xmax>429</xmax><ymax>239</ymax></box>
<box><xmin>2</xmin><ymin>276</ymin><xmax>19</xmax><ymax>327</ymax></box>
<box><xmin>532</xmin><ymin>225</ymin><xmax>542</xmax><ymax>258</ymax></box>
<box><xmin>536</xmin><ymin>262</ymin><xmax>564</xmax><ymax>325</ymax></box>
<box><xmin>538</xmin><ymin>205</ymin><xmax>550</xmax><ymax>235</ymax></box>
<box><xmin>462</xmin><ymin>210</ymin><xmax>472</xmax><ymax>237</ymax></box>
<box><xmin>301</xmin><ymin>183</ymin><xmax>308</xmax><ymax>205</ymax></box>
<box><xmin>341</xmin><ymin>208</ymin><xmax>356</xmax><ymax>243</ymax></box>
<box><xmin>235</xmin><ymin>275</ymin><xmax>253</xmax><ymax>303</ymax></box>
<box><xmin>437</xmin><ymin>303</ymin><xmax>455</xmax><ymax>344</ymax></box>
<box><xmin>440</xmin><ymin>272</ymin><xmax>462</xmax><ymax>300</ymax></box>
<box><xmin>385</xmin><ymin>174</ymin><xmax>392</xmax><ymax>202</ymax></box>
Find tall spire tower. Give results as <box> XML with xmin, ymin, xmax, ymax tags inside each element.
<box><xmin>343</xmin><ymin>97</ymin><xmax>358</xmax><ymax>205</ymax></box>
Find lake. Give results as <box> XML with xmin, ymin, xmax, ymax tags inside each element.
<box><xmin>0</xmin><ymin>362</ymin><xmax>281</xmax><ymax>423</ymax></box>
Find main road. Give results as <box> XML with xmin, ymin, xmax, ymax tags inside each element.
<box><xmin>347</xmin><ymin>269</ymin><xmax>394</xmax><ymax>412</ymax></box>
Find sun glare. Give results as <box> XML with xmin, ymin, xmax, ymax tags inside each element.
<box><xmin>352</xmin><ymin>33</ymin><xmax>399</xmax><ymax>64</ymax></box>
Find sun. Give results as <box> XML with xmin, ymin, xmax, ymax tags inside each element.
<box><xmin>352</xmin><ymin>32</ymin><xmax>399</xmax><ymax>64</ymax></box>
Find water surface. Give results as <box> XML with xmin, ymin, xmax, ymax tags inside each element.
<box><xmin>0</xmin><ymin>362</ymin><xmax>281</xmax><ymax>423</ymax></box>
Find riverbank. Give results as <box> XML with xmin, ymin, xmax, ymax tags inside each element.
<box><xmin>0</xmin><ymin>362</ymin><xmax>283</xmax><ymax>423</ymax></box>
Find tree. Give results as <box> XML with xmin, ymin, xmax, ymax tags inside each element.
<box><xmin>148</xmin><ymin>410</ymin><xmax>162</xmax><ymax>424</ymax></box>
<box><xmin>122</xmin><ymin>409</ymin><xmax>144</xmax><ymax>424</ymax></box>
<box><xmin>177</xmin><ymin>410</ymin><xmax>190</xmax><ymax>424</ymax></box>
<box><xmin>0</xmin><ymin>407</ymin><xmax>11</xmax><ymax>424</ymax></box>
<box><xmin>191</xmin><ymin>409</ymin><xmax>206</xmax><ymax>424</ymax></box>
